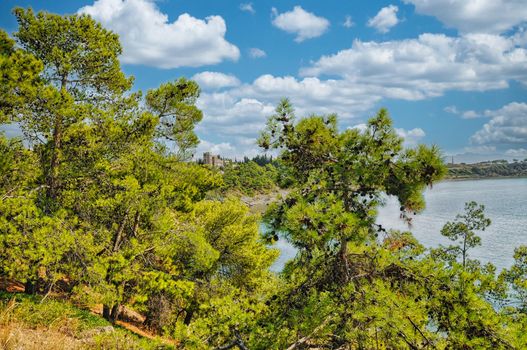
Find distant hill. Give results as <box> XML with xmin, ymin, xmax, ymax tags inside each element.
<box><xmin>447</xmin><ymin>159</ymin><xmax>527</xmax><ymax>179</ymax></box>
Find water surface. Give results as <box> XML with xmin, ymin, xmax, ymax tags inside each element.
<box><xmin>378</xmin><ymin>178</ymin><xmax>527</xmax><ymax>271</ymax></box>
<box><xmin>270</xmin><ymin>178</ymin><xmax>527</xmax><ymax>271</ymax></box>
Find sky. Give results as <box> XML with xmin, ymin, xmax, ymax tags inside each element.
<box><xmin>1</xmin><ymin>0</ymin><xmax>526</xmax><ymax>163</ymax></box>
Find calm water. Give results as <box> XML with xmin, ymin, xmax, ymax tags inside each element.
<box><xmin>270</xmin><ymin>178</ymin><xmax>527</xmax><ymax>271</ymax></box>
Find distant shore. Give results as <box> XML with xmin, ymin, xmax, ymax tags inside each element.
<box><xmin>444</xmin><ymin>174</ymin><xmax>527</xmax><ymax>182</ymax></box>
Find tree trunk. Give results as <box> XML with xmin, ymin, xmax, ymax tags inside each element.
<box><xmin>110</xmin><ymin>304</ymin><xmax>120</xmax><ymax>322</ymax></box>
<box><xmin>103</xmin><ymin>304</ymin><xmax>111</xmax><ymax>320</ymax></box>
<box><xmin>24</xmin><ymin>280</ymin><xmax>37</xmax><ymax>294</ymax></box>
<box><xmin>45</xmin><ymin>78</ymin><xmax>67</xmax><ymax>209</ymax></box>
<box><xmin>184</xmin><ymin>301</ymin><xmax>197</xmax><ymax>325</ymax></box>
<box><xmin>112</xmin><ymin>209</ymin><xmax>130</xmax><ymax>252</ymax></box>
<box><xmin>46</xmin><ymin>113</ymin><xmax>62</xmax><ymax>203</ymax></box>
<box><xmin>337</xmin><ymin>237</ymin><xmax>350</xmax><ymax>284</ymax></box>
<box><xmin>102</xmin><ymin>304</ymin><xmax>120</xmax><ymax>323</ymax></box>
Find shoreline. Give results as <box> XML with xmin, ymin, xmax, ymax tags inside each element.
<box><xmin>443</xmin><ymin>175</ymin><xmax>527</xmax><ymax>182</ymax></box>
<box><xmin>241</xmin><ymin>176</ymin><xmax>527</xmax><ymax>212</ymax></box>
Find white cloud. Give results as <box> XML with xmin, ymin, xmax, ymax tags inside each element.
<box><xmin>301</xmin><ymin>33</ymin><xmax>527</xmax><ymax>99</ymax></box>
<box><xmin>186</xmin><ymin>27</ymin><xmax>525</xmax><ymax>158</ymax></box>
<box><xmin>343</xmin><ymin>15</ymin><xmax>354</xmax><ymax>28</ymax></box>
<box><xmin>194</xmin><ymin>75</ymin><xmax>386</xmax><ymax>157</ymax></box>
<box><xmin>444</xmin><ymin>105</ymin><xmax>459</xmax><ymax>114</ymax></box>
<box><xmin>192</xmin><ymin>71</ymin><xmax>240</xmax><ymax>89</ymax></box>
<box><xmin>78</xmin><ymin>0</ymin><xmax>239</xmax><ymax>69</ymax></box>
<box><xmin>195</xmin><ymin>43</ymin><xmax>527</xmax><ymax>156</ymax></box>
<box><xmin>349</xmin><ymin>123</ymin><xmax>368</xmax><ymax>133</ymax></box>
<box><xmin>445</xmin><ymin>105</ymin><xmax>483</xmax><ymax>119</ymax></box>
<box><xmin>462</xmin><ymin>110</ymin><xmax>480</xmax><ymax>119</ymax></box>
<box><xmin>239</xmin><ymin>3</ymin><xmax>255</xmax><ymax>14</ymax></box>
<box><xmin>395</xmin><ymin>127</ymin><xmax>426</xmax><ymax>147</ymax></box>
<box><xmin>248</xmin><ymin>48</ymin><xmax>267</xmax><ymax>58</ymax></box>
<box><xmin>196</xmin><ymin>139</ymin><xmax>235</xmax><ymax>157</ymax></box>
<box><xmin>368</xmin><ymin>5</ymin><xmax>400</xmax><ymax>33</ymax></box>
<box><xmin>271</xmin><ymin>6</ymin><xmax>330</xmax><ymax>42</ymax></box>
<box><xmin>403</xmin><ymin>0</ymin><xmax>527</xmax><ymax>34</ymax></box>
<box><xmin>196</xmin><ymin>95</ymin><xmax>275</xmax><ymax>139</ymax></box>
<box><xmin>195</xmin><ymin>137</ymin><xmax>264</xmax><ymax>160</ymax></box>
<box><xmin>464</xmin><ymin>145</ymin><xmax>497</xmax><ymax>154</ymax></box>
<box><xmin>505</xmin><ymin>148</ymin><xmax>527</xmax><ymax>158</ymax></box>
<box><xmin>470</xmin><ymin>102</ymin><xmax>527</xmax><ymax>146</ymax></box>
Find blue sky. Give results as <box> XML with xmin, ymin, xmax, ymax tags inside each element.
<box><xmin>1</xmin><ymin>0</ymin><xmax>526</xmax><ymax>162</ymax></box>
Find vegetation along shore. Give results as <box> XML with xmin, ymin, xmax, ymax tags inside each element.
<box><xmin>1</xmin><ymin>7</ymin><xmax>527</xmax><ymax>349</ymax></box>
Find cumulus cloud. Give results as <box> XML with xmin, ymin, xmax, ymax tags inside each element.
<box><xmin>194</xmin><ymin>29</ymin><xmax>527</xmax><ymax>155</ymax></box>
<box><xmin>194</xmin><ymin>75</ymin><xmax>388</xmax><ymax>157</ymax></box>
<box><xmin>188</xmin><ymin>28</ymin><xmax>525</xmax><ymax>158</ymax></box>
<box><xmin>195</xmin><ymin>137</ymin><xmax>263</xmax><ymax>160</ymax></box>
<box><xmin>470</xmin><ymin>102</ymin><xmax>527</xmax><ymax>146</ymax></box>
<box><xmin>505</xmin><ymin>148</ymin><xmax>527</xmax><ymax>158</ymax></box>
<box><xmin>248</xmin><ymin>48</ymin><xmax>266</xmax><ymax>58</ymax></box>
<box><xmin>78</xmin><ymin>0</ymin><xmax>239</xmax><ymax>69</ymax></box>
<box><xmin>195</xmin><ymin>139</ymin><xmax>235</xmax><ymax>158</ymax></box>
<box><xmin>271</xmin><ymin>6</ymin><xmax>330</xmax><ymax>42</ymax></box>
<box><xmin>196</xmin><ymin>95</ymin><xmax>275</xmax><ymax>139</ymax></box>
<box><xmin>233</xmin><ymin>75</ymin><xmax>382</xmax><ymax>118</ymax></box>
<box><xmin>444</xmin><ymin>106</ymin><xmax>481</xmax><ymax>119</ymax></box>
<box><xmin>301</xmin><ymin>33</ymin><xmax>527</xmax><ymax>99</ymax></box>
<box><xmin>395</xmin><ymin>127</ymin><xmax>426</xmax><ymax>147</ymax></box>
<box><xmin>343</xmin><ymin>15</ymin><xmax>354</xmax><ymax>28</ymax></box>
<box><xmin>404</xmin><ymin>0</ymin><xmax>527</xmax><ymax>34</ymax></box>
<box><xmin>368</xmin><ymin>5</ymin><xmax>400</xmax><ymax>33</ymax></box>
<box><xmin>349</xmin><ymin>123</ymin><xmax>368</xmax><ymax>133</ymax></box>
<box><xmin>239</xmin><ymin>3</ymin><xmax>255</xmax><ymax>14</ymax></box>
<box><xmin>444</xmin><ymin>106</ymin><xmax>459</xmax><ymax>114</ymax></box>
<box><xmin>461</xmin><ymin>110</ymin><xmax>480</xmax><ymax>119</ymax></box>
<box><xmin>192</xmin><ymin>72</ymin><xmax>240</xmax><ymax>89</ymax></box>
<box><xmin>195</xmin><ymin>137</ymin><xmax>268</xmax><ymax>162</ymax></box>
<box><xmin>464</xmin><ymin>145</ymin><xmax>497</xmax><ymax>154</ymax></box>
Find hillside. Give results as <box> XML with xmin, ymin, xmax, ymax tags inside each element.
<box><xmin>0</xmin><ymin>291</ymin><xmax>173</xmax><ymax>350</ymax></box>
<box><xmin>447</xmin><ymin>160</ymin><xmax>527</xmax><ymax>179</ymax></box>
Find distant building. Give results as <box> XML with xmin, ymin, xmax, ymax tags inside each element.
<box><xmin>203</xmin><ymin>152</ymin><xmax>224</xmax><ymax>168</ymax></box>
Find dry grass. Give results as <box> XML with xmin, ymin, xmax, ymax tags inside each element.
<box><xmin>0</xmin><ymin>293</ymin><xmax>173</xmax><ymax>350</ymax></box>
<box><xmin>0</xmin><ymin>323</ymin><xmax>85</xmax><ymax>350</ymax></box>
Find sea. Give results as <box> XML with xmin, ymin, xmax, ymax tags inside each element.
<box><xmin>269</xmin><ymin>178</ymin><xmax>527</xmax><ymax>272</ymax></box>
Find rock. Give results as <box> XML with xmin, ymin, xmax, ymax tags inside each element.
<box><xmin>81</xmin><ymin>325</ymin><xmax>114</xmax><ymax>338</ymax></box>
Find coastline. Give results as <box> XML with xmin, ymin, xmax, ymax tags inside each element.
<box><xmin>241</xmin><ymin>176</ymin><xmax>527</xmax><ymax>212</ymax></box>
<box><xmin>443</xmin><ymin>175</ymin><xmax>527</xmax><ymax>182</ymax></box>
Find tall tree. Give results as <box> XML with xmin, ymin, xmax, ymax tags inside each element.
<box><xmin>12</xmin><ymin>8</ymin><xmax>132</xmax><ymax>207</ymax></box>
<box><xmin>146</xmin><ymin>78</ymin><xmax>203</xmax><ymax>161</ymax></box>
<box><xmin>255</xmin><ymin>99</ymin><xmax>450</xmax><ymax>348</ymax></box>
<box><xmin>259</xmin><ymin>99</ymin><xmax>445</xmax><ymax>279</ymax></box>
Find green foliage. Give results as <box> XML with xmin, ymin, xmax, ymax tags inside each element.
<box><xmin>252</xmin><ymin>99</ymin><xmax>525</xmax><ymax>348</ymax></box>
<box><xmin>13</xmin><ymin>7</ymin><xmax>132</xmax><ymax>99</ymax></box>
<box><xmin>448</xmin><ymin>159</ymin><xmax>527</xmax><ymax>179</ymax></box>
<box><xmin>135</xmin><ymin>198</ymin><xmax>277</xmax><ymax>346</ymax></box>
<box><xmin>222</xmin><ymin>161</ymin><xmax>278</xmax><ymax>196</ymax></box>
<box><xmin>0</xmin><ymin>9</ymin><xmax>276</xmax><ymax>347</ymax></box>
<box><xmin>0</xmin><ymin>29</ymin><xmax>42</xmax><ymax>123</ymax></box>
<box><xmin>146</xmin><ymin>78</ymin><xmax>203</xmax><ymax>160</ymax></box>
<box><xmin>433</xmin><ymin>201</ymin><xmax>491</xmax><ymax>269</ymax></box>
<box><xmin>502</xmin><ymin>246</ymin><xmax>527</xmax><ymax>312</ymax></box>
<box><xmin>0</xmin><ymin>134</ymin><xmax>36</xmax><ymax>194</ymax></box>
<box><xmin>2</xmin><ymin>8</ymin><xmax>527</xmax><ymax>349</ymax></box>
